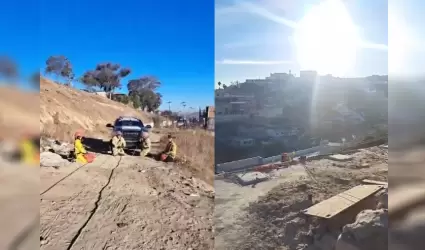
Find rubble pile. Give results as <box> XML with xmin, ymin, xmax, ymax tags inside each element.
<box><xmin>336</xmin><ymin>209</ymin><xmax>388</xmax><ymax>250</ymax></box>
<box><xmin>234</xmin><ymin>179</ymin><xmax>388</xmax><ymax>250</ymax></box>
<box><xmin>40</xmin><ymin>138</ymin><xmax>73</xmax><ymax>168</ymax></box>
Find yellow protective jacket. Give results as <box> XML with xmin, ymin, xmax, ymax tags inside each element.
<box><xmin>141</xmin><ymin>137</ymin><xmax>151</xmax><ymax>150</ymax></box>
<box><xmin>74</xmin><ymin>138</ymin><xmax>86</xmax><ymax>156</ymax></box>
<box><xmin>20</xmin><ymin>140</ymin><xmax>39</xmax><ymax>165</ymax></box>
<box><xmin>111</xmin><ymin>136</ymin><xmax>126</xmax><ymax>148</ymax></box>
<box><xmin>164</xmin><ymin>141</ymin><xmax>177</xmax><ymax>158</ymax></box>
<box><xmin>74</xmin><ymin>138</ymin><xmax>87</xmax><ymax>164</ymax></box>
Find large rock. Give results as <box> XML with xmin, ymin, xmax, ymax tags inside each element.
<box><xmin>40</xmin><ymin>151</ymin><xmax>69</xmax><ymax>168</ymax></box>
<box><xmin>40</xmin><ymin>138</ymin><xmax>72</xmax><ymax>156</ymax></box>
<box><xmin>335</xmin><ymin>209</ymin><xmax>388</xmax><ymax>250</ymax></box>
<box><xmin>375</xmin><ymin>188</ymin><xmax>388</xmax><ymax>209</ymax></box>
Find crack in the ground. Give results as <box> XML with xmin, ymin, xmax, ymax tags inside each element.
<box><xmin>66</xmin><ymin>156</ymin><xmax>122</xmax><ymax>250</ymax></box>
<box><xmin>40</xmin><ymin>153</ymin><xmax>107</xmax><ymax>196</ymax></box>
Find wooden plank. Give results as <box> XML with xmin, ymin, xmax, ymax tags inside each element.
<box><xmin>303</xmin><ymin>185</ymin><xmax>383</xmax><ymax>218</ymax></box>
<box><xmin>362</xmin><ymin>179</ymin><xmax>388</xmax><ymax>186</ymax></box>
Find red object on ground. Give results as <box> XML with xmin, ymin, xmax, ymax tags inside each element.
<box><xmin>160</xmin><ymin>154</ymin><xmax>168</xmax><ymax>161</ymax></box>
<box><xmin>254</xmin><ymin>164</ymin><xmax>278</xmax><ymax>172</ymax></box>
<box><xmin>84</xmin><ymin>153</ymin><xmax>96</xmax><ymax>163</ymax></box>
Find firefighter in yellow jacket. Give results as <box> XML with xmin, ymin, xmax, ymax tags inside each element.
<box><xmin>160</xmin><ymin>134</ymin><xmax>177</xmax><ymax>162</ymax></box>
<box><xmin>74</xmin><ymin>131</ymin><xmax>88</xmax><ymax>164</ymax></box>
<box><xmin>140</xmin><ymin>131</ymin><xmax>151</xmax><ymax>157</ymax></box>
<box><xmin>111</xmin><ymin>131</ymin><xmax>126</xmax><ymax>156</ymax></box>
<box><xmin>19</xmin><ymin>133</ymin><xmax>40</xmax><ymax>166</ymax></box>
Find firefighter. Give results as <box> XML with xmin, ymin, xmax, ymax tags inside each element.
<box><xmin>140</xmin><ymin>131</ymin><xmax>151</xmax><ymax>157</ymax></box>
<box><xmin>111</xmin><ymin>131</ymin><xmax>126</xmax><ymax>156</ymax></box>
<box><xmin>74</xmin><ymin>131</ymin><xmax>88</xmax><ymax>164</ymax></box>
<box><xmin>19</xmin><ymin>133</ymin><xmax>40</xmax><ymax>166</ymax></box>
<box><xmin>74</xmin><ymin>131</ymin><xmax>96</xmax><ymax>164</ymax></box>
<box><xmin>160</xmin><ymin>134</ymin><xmax>177</xmax><ymax>162</ymax></box>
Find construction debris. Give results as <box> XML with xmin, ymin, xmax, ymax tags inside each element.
<box><xmin>215</xmin><ymin>145</ymin><xmax>388</xmax><ymax>250</ymax></box>
<box><xmin>235</xmin><ymin>172</ymin><xmax>269</xmax><ymax>186</ymax></box>
<box><xmin>40</xmin><ymin>151</ymin><xmax>69</xmax><ymax>168</ymax></box>
<box><xmin>328</xmin><ymin>154</ymin><xmax>353</xmax><ymax>161</ymax></box>
<box><xmin>362</xmin><ymin>179</ymin><xmax>388</xmax><ymax>186</ymax></box>
<box><xmin>335</xmin><ymin>209</ymin><xmax>388</xmax><ymax>250</ymax></box>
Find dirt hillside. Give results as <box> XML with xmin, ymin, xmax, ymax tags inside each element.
<box><xmin>40</xmin><ymin>77</ymin><xmax>153</xmax><ymax>141</ymax></box>
<box><xmin>0</xmin><ymin>85</ymin><xmax>39</xmax><ymax>139</ymax></box>
<box><xmin>37</xmin><ymin>79</ymin><xmax>215</xmax><ymax>249</ymax></box>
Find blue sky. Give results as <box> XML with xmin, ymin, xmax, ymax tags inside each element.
<box><xmin>215</xmin><ymin>0</ymin><xmax>390</xmax><ymax>86</ymax></box>
<box><xmin>0</xmin><ymin>0</ymin><xmax>214</xmax><ymax>111</ymax></box>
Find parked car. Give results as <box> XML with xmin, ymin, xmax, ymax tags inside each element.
<box><xmin>106</xmin><ymin>116</ymin><xmax>152</xmax><ymax>149</ymax></box>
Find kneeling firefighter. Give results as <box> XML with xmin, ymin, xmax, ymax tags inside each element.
<box><xmin>140</xmin><ymin>131</ymin><xmax>151</xmax><ymax>157</ymax></box>
<box><xmin>19</xmin><ymin>133</ymin><xmax>40</xmax><ymax>166</ymax></box>
<box><xmin>111</xmin><ymin>131</ymin><xmax>126</xmax><ymax>156</ymax></box>
<box><xmin>160</xmin><ymin>134</ymin><xmax>177</xmax><ymax>162</ymax></box>
<box><xmin>74</xmin><ymin>131</ymin><xmax>95</xmax><ymax>164</ymax></box>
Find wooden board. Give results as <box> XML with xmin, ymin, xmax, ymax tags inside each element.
<box><xmin>303</xmin><ymin>185</ymin><xmax>383</xmax><ymax>218</ymax></box>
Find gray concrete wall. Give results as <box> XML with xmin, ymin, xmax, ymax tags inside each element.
<box><xmin>215</xmin><ymin>142</ymin><xmax>352</xmax><ymax>173</ymax></box>
<box><xmin>216</xmin><ymin>156</ymin><xmax>263</xmax><ymax>173</ymax></box>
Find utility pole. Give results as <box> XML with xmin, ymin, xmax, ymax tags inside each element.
<box><xmin>167</xmin><ymin>101</ymin><xmax>172</xmax><ymax>112</ymax></box>
<box><xmin>181</xmin><ymin>101</ymin><xmax>187</xmax><ymax>112</ymax></box>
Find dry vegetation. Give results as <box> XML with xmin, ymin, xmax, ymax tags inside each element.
<box><xmin>160</xmin><ymin>129</ymin><xmax>214</xmax><ymax>185</ymax></box>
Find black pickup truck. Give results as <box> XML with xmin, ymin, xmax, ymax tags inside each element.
<box><xmin>106</xmin><ymin>116</ymin><xmax>152</xmax><ymax>149</ymax></box>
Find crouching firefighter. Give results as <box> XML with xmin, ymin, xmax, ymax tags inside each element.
<box><xmin>19</xmin><ymin>133</ymin><xmax>40</xmax><ymax>166</ymax></box>
<box><xmin>111</xmin><ymin>131</ymin><xmax>126</xmax><ymax>156</ymax></box>
<box><xmin>74</xmin><ymin>131</ymin><xmax>95</xmax><ymax>164</ymax></box>
<box><xmin>140</xmin><ymin>131</ymin><xmax>151</xmax><ymax>157</ymax></box>
<box><xmin>160</xmin><ymin>134</ymin><xmax>177</xmax><ymax>162</ymax></box>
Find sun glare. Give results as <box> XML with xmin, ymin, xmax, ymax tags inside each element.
<box><xmin>388</xmin><ymin>5</ymin><xmax>409</xmax><ymax>76</ymax></box>
<box><xmin>293</xmin><ymin>0</ymin><xmax>359</xmax><ymax>76</ymax></box>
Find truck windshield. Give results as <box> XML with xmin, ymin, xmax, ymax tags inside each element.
<box><xmin>115</xmin><ymin>120</ymin><xmax>144</xmax><ymax>127</ymax></box>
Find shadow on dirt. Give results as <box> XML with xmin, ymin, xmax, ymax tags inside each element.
<box><xmin>82</xmin><ymin>137</ymin><xmax>110</xmax><ymax>154</ymax></box>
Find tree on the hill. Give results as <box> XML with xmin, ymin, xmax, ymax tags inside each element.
<box><xmin>112</xmin><ymin>94</ymin><xmax>130</xmax><ymax>104</ymax></box>
<box><xmin>0</xmin><ymin>56</ymin><xmax>18</xmax><ymax>78</ymax></box>
<box><xmin>30</xmin><ymin>72</ymin><xmax>40</xmax><ymax>89</ymax></box>
<box><xmin>130</xmin><ymin>94</ymin><xmax>142</xmax><ymax>109</ymax></box>
<box><xmin>127</xmin><ymin>76</ymin><xmax>161</xmax><ymax>92</ymax></box>
<box><xmin>45</xmin><ymin>55</ymin><xmax>74</xmax><ymax>86</ymax></box>
<box><xmin>80</xmin><ymin>63</ymin><xmax>131</xmax><ymax>99</ymax></box>
<box><xmin>0</xmin><ymin>57</ymin><xmax>18</xmax><ymax>85</ymax></box>
<box><xmin>222</xmin><ymin>84</ymin><xmax>227</xmax><ymax>89</ymax></box>
<box><xmin>217</xmin><ymin>81</ymin><xmax>222</xmax><ymax>89</ymax></box>
<box><xmin>127</xmin><ymin>76</ymin><xmax>162</xmax><ymax>112</ymax></box>
<box><xmin>130</xmin><ymin>89</ymin><xmax>162</xmax><ymax>112</ymax></box>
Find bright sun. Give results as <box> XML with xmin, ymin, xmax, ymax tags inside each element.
<box><xmin>293</xmin><ymin>0</ymin><xmax>359</xmax><ymax>76</ymax></box>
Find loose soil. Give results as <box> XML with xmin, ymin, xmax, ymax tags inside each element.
<box><xmin>214</xmin><ymin>147</ymin><xmax>388</xmax><ymax>250</ymax></box>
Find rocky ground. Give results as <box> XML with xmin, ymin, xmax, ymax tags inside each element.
<box><xmin>214</xmin><ymin>146</ymin><xmax>388</xmax><ymax>250</ymax></box>
<box><xmin>38</xmin><ymin>135</ymin><xmax>214</xmax><ymax>250</ymax></box>
<box><xmin>388</xmin><ymin>146</ymin><xmax>425</xmax><ymax>250</ymax></box>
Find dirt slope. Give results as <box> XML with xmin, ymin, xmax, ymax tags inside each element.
<box><xmin>38</xmin><ymin>79</ymin><xmax>215</xmax><ymax>249</ymax></box>
<box><xmin>40</xmin><ymin>154</ymin><xmax>214</xmax><ymax>250</ymax></box>
<box><xmin>0</xmin><ymin>86</ymin><xmax>39</xmax><ymax>139</ymax></box>
<box><xmin>40</xmin><ymin>78</ymin><xmax>152</xmax><ymax>141</ymax></box>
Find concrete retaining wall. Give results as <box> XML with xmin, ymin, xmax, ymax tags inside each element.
<box><xmin>216</xmin><ymin>156</ymin><xmax>262</xmax><ymax>173</ymax></box>
<box><xmin>215</xmin><ymin>136</ymin><xmax>384</xmax><ymax>173</ymax></box>
<box><xmin>215</xmin><ymin>143</ymin><xmax>347</xmax><ymax>173</ymax></box>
